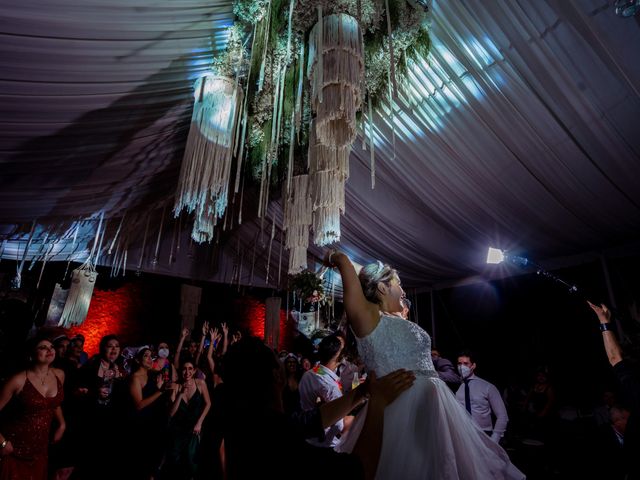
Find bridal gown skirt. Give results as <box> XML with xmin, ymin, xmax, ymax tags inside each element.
<box><xmin>338</xmin><ymin>375</ymin><xmax>525</xmax><ymax>480</ymax></box>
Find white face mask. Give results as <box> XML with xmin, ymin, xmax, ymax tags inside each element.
<box><xmin>458</xmin><ymin>365</ymin><xmax>472</xmax><ymax>379</ymax></box>
<box><xmin>158</xmin><ymin>348</ymin><xmax>170</xmax><ymax>359</ymax></box>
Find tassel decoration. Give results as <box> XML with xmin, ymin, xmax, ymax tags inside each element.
<box><xmin>308</xmin><ymin>119</ymin><xmax>350</xmax><ymax>246</ymax></box>
<box><xmin>174</xmin><ymin>74</ymin><xmax>243</xmax><ymax>243</ymax></box>
<box><xmin>284</xmin><ymin>174</ymin><xmax>312</xmax><ymax>274</ymax></box>
<box><xmin>58</xmin><ymin>213</ymin><xmax>103</xmax><ymax>328</ymax></box>
<box><xmin>308</xmin><ymin>13</ymin><xmax>364</xmax><ymax>148</ymax></box>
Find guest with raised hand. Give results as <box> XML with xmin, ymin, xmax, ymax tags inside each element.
<box><xmin>587</xmin><ymin>301</ymin><xmax>639</xmax><ymax>479</ymax></box>
<box><xmin>161</xmin><ymin>360</ymin><xmax>211</xmax><ymax>479</ymax></box>
<box><xmin>173</xmin><ymin>327</ymin><xmax>191</xmax><ymax>372</ymax></box>
<box><xmin>0</xmin><ymin>333</ymin><xmax>65</xmax><ymax>480</ymax></box>
<box><xmin>222</xmin><ymin>335</ymin><xmax>415</xmax><ymax>480</ymax></box>
<box><xmin>220</xmin><ymin>322</ymin><xmax>230</xmax><ymax>356</ymax></box>
<box><xmin>230</xmin><ymin>327</ymin><xmax>242</xmax><ymax>346</ymax></box>
<box><xmin>194</xmin><ymin>321</ymin><xmax>210</xmax><ymax>368</ymax></box>
<box><xmin>201</xmin><ymin>325</ymin><xmax>226</xmax><ymax>480</ymax></box>
<box><xmin>205</xmin><ymin>326</ymin><xmax>222</xmax><ymax>376</ymax></box>
<box><xmin>325</xmin><ymin>248</ymin><xmax>524</xmax><ymax>479</ymax></box>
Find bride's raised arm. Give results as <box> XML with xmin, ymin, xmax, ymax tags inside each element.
<box><xmin>325</xmin><ymin>249</ymin><xmax>380</xmax><ymax>338</ymax></box>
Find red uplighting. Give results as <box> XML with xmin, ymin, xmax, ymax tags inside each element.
<box><xmin>68</xmin><ymin>283</ymin><xmax>143</xmax><ymax>356</ymax></box>
<box><xmin>236</xmin><ymin>297</ymin><xmax>293</xmax><ymax>351</ymax></box>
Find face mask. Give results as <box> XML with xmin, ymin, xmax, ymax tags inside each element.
<box><xmin>458</xmin><ymin>365</ymin><xmax>472</xmax><ymax>379</ymax></box>
<box><xmin>158</xmin><ymin>348</ymin><xmax>170</xmax><ymax>359</ymax></box>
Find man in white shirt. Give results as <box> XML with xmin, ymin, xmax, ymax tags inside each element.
<box><xmin>299</xmin><ymin>334</ymin><xmax>347</xmax><ymax>448</ymax></box>
<box><xmin>456</xmin><ymin>351</ymin><xmax>508</xmax><ymax>443</ymax></box>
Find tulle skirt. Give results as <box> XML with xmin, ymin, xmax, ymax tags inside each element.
<box><xmin>338</xmin><ymin>375</ymin><xmax>525</xmax><ymax>479</ymax></box>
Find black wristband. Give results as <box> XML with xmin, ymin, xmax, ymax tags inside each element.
<box><xmin>599</xmin><ymin>323</ymin><xmax>612</xmax><ymax>332</ymax></box>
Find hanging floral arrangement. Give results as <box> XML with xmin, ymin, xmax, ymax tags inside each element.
<box><xmin>212</xmin><ymin>0</ymin><xmax>430</xmax><ymax>188</ymax></box>
<box><xmin>174</xmin><ymin>0</ymin><xmax>431</xmax><ymax>275</ymax></box>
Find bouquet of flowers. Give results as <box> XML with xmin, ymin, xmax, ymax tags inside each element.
<box><xmin>289</xmin><ymin>270</ymin><xmax>325</xmax><ymax>305</ymax></box>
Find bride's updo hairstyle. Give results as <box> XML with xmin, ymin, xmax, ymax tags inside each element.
<box><xmin>359</xmin><ymin>261</ymin><xmax>398</xmax><ymax>304</ymax></box>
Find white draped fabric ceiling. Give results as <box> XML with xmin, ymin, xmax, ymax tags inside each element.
<box><xmin>1</xmin><ymin>0</ymin><xmax>639</xmax><ymax>290</ymax></box>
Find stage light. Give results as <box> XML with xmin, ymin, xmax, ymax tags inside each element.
<box><xmin>485</xmin><ymin>247</ymin><xmax>578</xmax><ymax>293</ymax></box>
<box><xmin>486</xmin><ymin>247</ymin><xmax>505</xmax><ymax>264</ymax></box>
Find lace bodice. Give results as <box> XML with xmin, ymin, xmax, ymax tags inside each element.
<box><xmin>356</xmin><ymin>314</ymin><xmax>436</xmax><ymax>377</ymax></box>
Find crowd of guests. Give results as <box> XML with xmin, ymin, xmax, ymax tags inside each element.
<box><xmin>0</xmin><ymin>300</ymin><xmax>637</xmax><ymax>479</ymax></box>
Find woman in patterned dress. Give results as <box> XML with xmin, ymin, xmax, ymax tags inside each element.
<box><xmin>0</xmin><ymin>333</ymin><xmax>65</xmax><ymax>480</ymax></box>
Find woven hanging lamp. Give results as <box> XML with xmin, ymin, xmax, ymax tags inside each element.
<box><xmin>174</xmin><ymin>74</ymin><xmax>242</xmax><ymax>243</ymax></box>
<box><xmin>284</xmin><ymin>174</ymin><xmax>312</xmax><ymax>274</ymax></box>
<box><xmin>307</xmin><ymin>13</ymin><xmax>364</xmax><ymax>148</ymax></box>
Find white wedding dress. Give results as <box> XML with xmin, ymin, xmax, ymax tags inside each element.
<box><xmin>338</xmin><ymin>314</ymin><xmax>525</xmax><ymax>479</ymax></box>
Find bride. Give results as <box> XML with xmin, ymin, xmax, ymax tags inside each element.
<box><xmin>327</xmin><ymin>249</ymin><xmax>525</xmax><ymax>479</ymax></box>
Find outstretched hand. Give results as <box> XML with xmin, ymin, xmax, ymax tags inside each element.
<box><xmin>587</xmin><ymin>301</ymin><xmax>611</xmax><ymax>324</ymax></box>
<box><xmin>366</xmin><ymin>369</ymin><xmax>416</xmax><ymax>407</ymax></box>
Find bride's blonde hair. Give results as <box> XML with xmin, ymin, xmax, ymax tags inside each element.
<box><xmin>359</xmin><ymin>261</ymin><xmax>398</xmax><ymax>304</ymax></box>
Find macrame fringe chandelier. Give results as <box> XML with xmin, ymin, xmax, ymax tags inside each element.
<box><xmin>284</xmin><ymin>174</ymin><xmax>312</xmax><ymax>274</ymax></box>
<box><xmin>308</xmin><ymin>119</ymin><xmax>350</xmax><ymax>246</ymax></box>
<box><xmin>306</xmin><ymin>12</ymin><xmax>362</xmax><ymax>246</ymax></box>
<box><xmin>308</xmin><ymin>12</ymin><xmax>364</xmax><ymax>148</ymax></box>
<box><xmin>174</xmin><ymin>74</ymin><xmax>243</xmax><ymax>243</ymax></box>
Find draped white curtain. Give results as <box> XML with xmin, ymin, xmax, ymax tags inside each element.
<box><xmin>0</xmin><ymin>0</ymin><xmax>639</xmax><ymax>289</ymax></box>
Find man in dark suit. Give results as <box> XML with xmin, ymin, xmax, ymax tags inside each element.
<box><xmin>431</xmin><ymin>348</ymin><xmax>461</xmax><ymax>392</ymax></box>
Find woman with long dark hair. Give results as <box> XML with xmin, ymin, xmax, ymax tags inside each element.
<box><xmin>0</xmin><ymin>333</ymin><xmax>65</xmax><ymax>480</ymax></box>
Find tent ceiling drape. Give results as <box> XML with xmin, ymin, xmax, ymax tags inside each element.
<box><xmin>1</xmin><ymin>0</ymin><xmax>639</xmax><ymax>290</ymax></box>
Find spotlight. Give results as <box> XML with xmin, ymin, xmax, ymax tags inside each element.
<box><xmin>486</xmin><ymin>247</ymin><xmax>529</xmax><ymax>267</ymax></box>
<box><xmin>486</xmin><ymin>247</ymin><xmax>505</xmax><ymax>265</ymax></box>
<box><xmin>485</xmin><ymin>247</ymin><xmax>578</xmax><ymax>294</ymax></box>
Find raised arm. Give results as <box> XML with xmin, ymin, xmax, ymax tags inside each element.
<box><xmin>221</xmin><ymin>322</ymin><xmax>229</xmax><ymax>355</ymax></box>
<box><xmin>195</xmin><ymin>321</ymin><xmax>209</xmax><ymax>366</ymax></box>
<box><xmin>326</xmin><ymin>250</ymin><xmax>379</xmax><ymax>338</ymax></box>
<box><xmin>207</xmin><ymin>327</ymin><xmax>221</xmax><ymax>374</ymax></box>
<box><xmin>174</xmin><ymin>327</ymin><xmax>189</xmax><ymax>370</ymax></box>
<box><xmin>588</xmin><ymin>301</ymin><xmax>623</xmax><ymax>366</ymax></box>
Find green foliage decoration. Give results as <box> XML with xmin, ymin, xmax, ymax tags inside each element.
<box><xmin>212</xmin><ymin>0</ymin><xmax>431</xmax><ymax>189</ymax></box>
